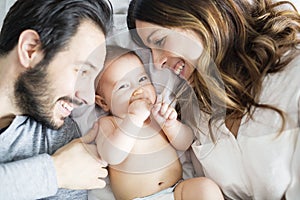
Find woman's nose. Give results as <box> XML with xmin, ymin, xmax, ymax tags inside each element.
<box><xmin>151</xmin><ymin>48</ymin><xmax>167</xmax><ymax>70</ymax></box>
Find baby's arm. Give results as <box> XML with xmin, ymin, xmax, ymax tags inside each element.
<box><xmin>151</xmin><ymin>103</ymin><xmax>194</xmax><ymax>151</ymax></box>
<box><xmin>96</xmin><ymin>89</ymin><xmax>151</xmax><ymax>165</ymax></box>
<box><xmin>95</xmin><ymin>116</ymin><xmax>139</xmax><ymax>165</ymax></box>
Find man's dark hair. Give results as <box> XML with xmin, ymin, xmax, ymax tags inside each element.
<box><xmin>0</xmin><ymin>0</ymin><xmax>113</xmax><ymax>64</ymax></box>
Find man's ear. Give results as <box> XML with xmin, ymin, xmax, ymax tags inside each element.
<box><xmin>17</xmin><ymin>29</ymin><xmax>42</xmax><ymax>68</ymax></box>
<box><xmin>95</xmin><ymin>94</ymin><xmax>110</xmax><ymax>112</ymax></box>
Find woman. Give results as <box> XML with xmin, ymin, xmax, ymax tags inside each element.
<box><xmin>127</xmin><ymin>0</ymin><xmax>300</xmax><ymax>199</ymax></box>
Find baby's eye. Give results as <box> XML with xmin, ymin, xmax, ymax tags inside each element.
<box><xmin>139</xmin><ymin>76</ymin><xmax>148</xmax><ymax>83</ymax></box>
<box><xmin>118</xmin><ymin>83</ymin><xmax>129</xmax><ymax>90</ymax></box>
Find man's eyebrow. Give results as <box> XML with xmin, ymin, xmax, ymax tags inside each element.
<box><xmin>147</xmin><ymin>29</ymin><xmax>159</xmax><ymax>44</ymax></box>
<box><xmin>76</xmin><ymin>61</ymin><xmax>97</xmax><ymax>70</ymax></box>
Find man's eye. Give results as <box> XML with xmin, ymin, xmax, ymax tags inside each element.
<box><xmin>75</xmin><ymin>69</ymin><xmax>88</xmax><ymax>76</ymax></box>
<box><xmin>80</xmin><ymin>70</ymin><xmax>87</xmax><ymax>75</ymax></box>
<box><xmin>139</xmin><ymin>76</ymin><xmax>148</xmax><ymax>82</ymax></box>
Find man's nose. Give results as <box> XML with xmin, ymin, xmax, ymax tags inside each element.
<box><xmin>75</xmin><ymin>83</ymin><xmax>96</xmax><ymax>105</ymax></box>
<box><xmin>75</xmin><ymin>90</ymin><xmax>95</xmax><ymax>105</ymax></box>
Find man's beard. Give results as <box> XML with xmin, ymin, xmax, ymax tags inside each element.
<box><xmin>14</xmin><ymin>62</ymin><xmax>61</xmax><ymax>130</ymax></box>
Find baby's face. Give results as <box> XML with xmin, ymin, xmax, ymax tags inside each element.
<box><xmin>100</xmin><ymin>53</ymin><xmax>156</xmax><ymax>118</ymax></box>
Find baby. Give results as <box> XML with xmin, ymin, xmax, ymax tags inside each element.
<box><xmin>95</xmin><ymin>46</ymin><xmax>223</xmax><ymax>200</ymax></box>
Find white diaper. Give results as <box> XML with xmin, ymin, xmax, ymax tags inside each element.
<box><xmin>133</xmin><ymin>182</ymin><xmax>178</xmax><ymax>200</ymax></box>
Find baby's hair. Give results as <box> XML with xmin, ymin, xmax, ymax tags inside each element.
<box><xmin>104</xmin><ymin>45</ymin><xmax>141</xmax><ymax>67</ymax></box>
<box><xmin>96</xmin><ymin>45</ymin><xmax>144</xmax><ymax>96</ymax></box>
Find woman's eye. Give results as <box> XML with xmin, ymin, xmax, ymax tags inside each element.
<box><xmin>154</xmin><ymin>37</ymin><xmax>165</xmax><ymax>46</ymax></box>
<box><xmin>139</xmin><ymin>76</ymin><xmax>148</xmax><ymax>83</ymax></box>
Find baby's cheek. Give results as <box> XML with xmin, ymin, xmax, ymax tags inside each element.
<box><xmin>148</xmin><ymin>87</ymin><xmax>157</xmax><ymax>104</ymax></box>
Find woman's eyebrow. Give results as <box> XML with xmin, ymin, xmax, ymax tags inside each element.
<box><xmin>147</xmin><ymin>29</ymin><xmax>159</xmax><ymax>44</ymax></box>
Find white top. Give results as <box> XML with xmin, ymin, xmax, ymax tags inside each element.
<box><xmin>191</xmin><ymin>55</ymin><xmax>300</xmax><ymax>200</ymax></box>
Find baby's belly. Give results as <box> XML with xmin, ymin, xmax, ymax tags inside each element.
<box><xmin>109</xmin><ymin>134</ymin><xmax>182</xmax><ymax>200</ymax></box>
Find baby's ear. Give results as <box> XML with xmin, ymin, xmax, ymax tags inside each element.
<box><xmin>95</xmin><ymin>94</ymin><xmax>110</xmax><ymax>112</ymax></box>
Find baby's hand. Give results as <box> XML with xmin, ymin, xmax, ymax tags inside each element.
<box><xmin>128</xmin><ymin>88</ymin><xmax>152</xmax><ymax>124</ymax></box>
<box><xmin>151</xmin><ymin>102</ymin><xmax>177</xmax><ymax>128</ymax></box>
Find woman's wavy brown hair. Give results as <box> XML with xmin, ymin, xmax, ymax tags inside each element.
<box><xmin>128</xmin><ymin>0</ymin><xmax>300</xmax><ymax>136</ymax></box>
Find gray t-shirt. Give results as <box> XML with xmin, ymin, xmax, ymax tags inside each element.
<box><xmin>0</xmin><ymin>116</ymin><xmax>87</xmax><ymax>200</ymax></box>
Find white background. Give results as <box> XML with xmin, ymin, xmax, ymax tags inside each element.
<box><xmin>1</xmin><ymin>0</ymin><xmax>300</xmax><ymax>28</ymax></box>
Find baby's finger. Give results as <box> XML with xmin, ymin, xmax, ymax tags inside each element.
<box><xmin>169</xmin><ymin>110</ymin><xmax>177</xmax><ymax>120</ymax></box>
<box><xmin>156</xmin><ymin>94</ymin><xmax>163</xmax><ymax>103</ymax></box>
<box><xmin>160</xmin><ymin>103</ymin><xmax>169</xmax><ymax>115</ymax></box>
<box><xmin>152</xmin><ymin>103</ymin><xmax>161</xmax><ymax>115</ymax></box>
<box><xmin>163</xmin><ymin>107</ymin><xmax>173</xmax><ymax>119</ymax></box>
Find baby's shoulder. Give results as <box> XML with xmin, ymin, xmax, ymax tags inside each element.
<box><xmin>98</xmin><ymin>115</ymin><xmax>122</xmax><ymax>127</ymax></box>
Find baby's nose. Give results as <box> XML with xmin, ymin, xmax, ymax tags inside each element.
<box><xmin>132</xmin><ymin>88</ymin><xmax>144</xmax><ymax>96</ymax></box>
